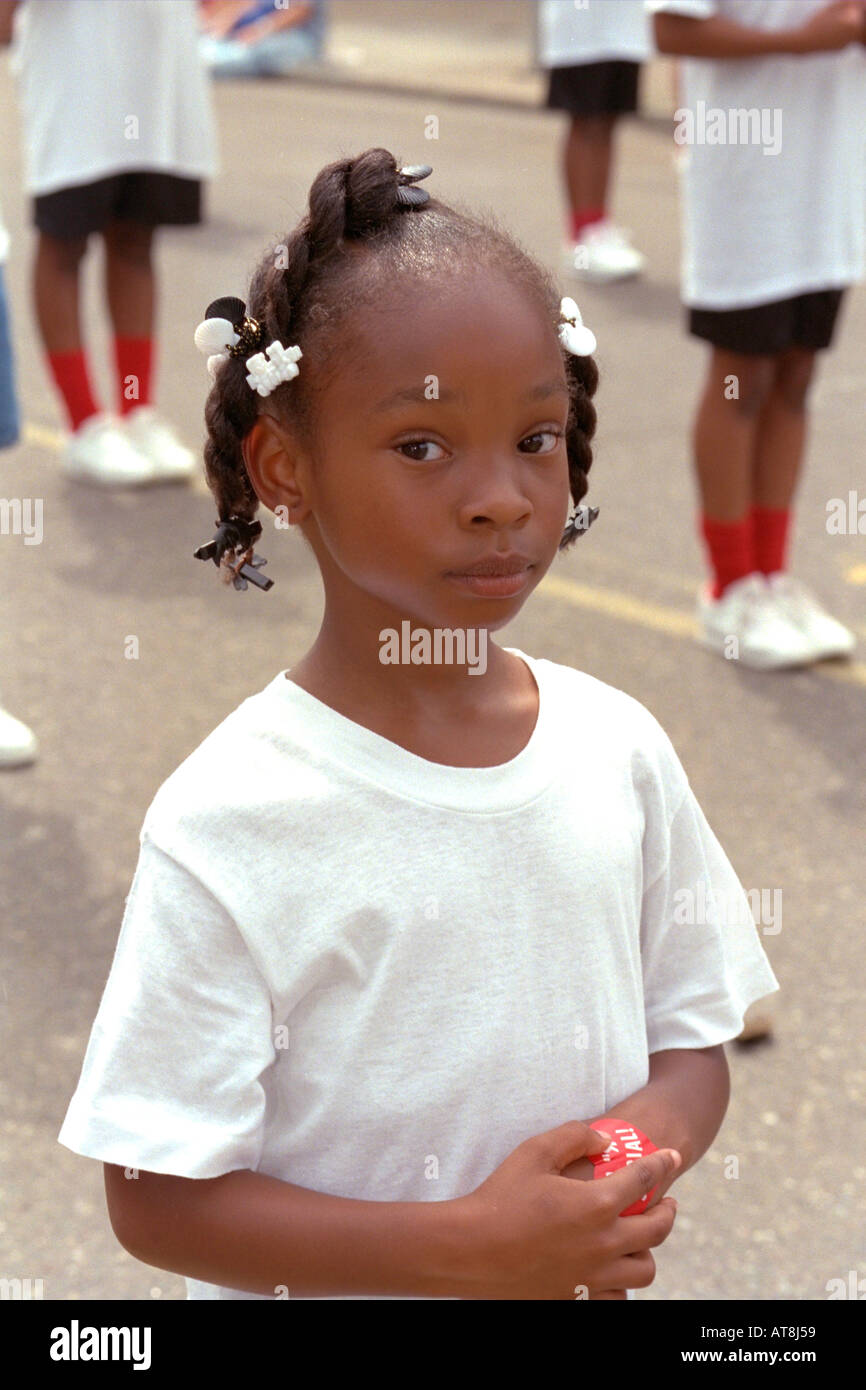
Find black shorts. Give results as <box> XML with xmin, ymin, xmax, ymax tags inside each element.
<box><xmin>33</xmin><ymin>171</ymin><xmax>202</xmax><ymax>241</ymax></box>
<box><xmin>688</xmin><ymin>288</ymin><xmax>847</xmax><ymax>355</ymax></box>
<box><xmin>546</xmin><ymin>60</ymin><xmax>640</xmax><ymax>118</ymax></box>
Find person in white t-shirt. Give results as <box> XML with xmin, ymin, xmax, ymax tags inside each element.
<box><xmin>649</xmin><ymin>0</ymin><xmax>865</xmax><ymax>670</ymax></box>
<box><xmin>538</xmin><ymin>0</ymin><xmax>652</xmax><ymax>282</ymax></box>
<box><xmin>0</xmin><ymin>186</ymin><xmax>38</xmax><ymax>767</ymax></box>
<box><xmin>58</xmin><ymin>148</ymin><xmax>779</xmax><ymax>1301</ymax></box>
<box><xmin>2</xmin><ymin>0</ymin><xmax>218</xmax><ymax>486</ymax></box>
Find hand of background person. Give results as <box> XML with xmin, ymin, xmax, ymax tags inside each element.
<box><xmin>0</xmin><ymin>0</ymin><xmax>20</xmax><ymax>47</ymax></box>
<box><xmin>788</xmin><ymin>0</ymin><xmax>866</xmax><ymax>52</ymax></box>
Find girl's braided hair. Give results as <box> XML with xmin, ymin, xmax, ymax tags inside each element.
<box><xmin>202</xmin><ymin>147</ymin><xmax>599</xmax><ymax>549</ymax></box>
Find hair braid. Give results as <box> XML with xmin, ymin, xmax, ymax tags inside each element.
<box><xmin>563</xmin><ymin>349</ymin><xmax>599</xmax><ymax>509</ymax></box>
<box><xmin>203</xmin><ymin>150</ymin><xmax>409</xmax><ymax>526</ymax></box>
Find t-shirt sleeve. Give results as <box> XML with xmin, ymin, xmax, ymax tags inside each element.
<box><xmin>57</xmin><ymin>835</ymin><xmax>277</xmax><ymax>1179</ymax></box>
<box><xmin>640</xmin><ymin>782</ymin><xmax>780</xmax><ymax>1052</ymax></box>
<box><xmin>645</xmin><ymin>0</ymin><xmax>718</xmax><ymax>19</ymax></box>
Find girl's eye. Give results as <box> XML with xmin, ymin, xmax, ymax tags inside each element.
<box><xmin>520</xmin><ymin>429</ymin><xmax>563</xmax><ymax>455</ymax></box>
<box><xmin>397</xmin><ymin>439</ymin><xmax>446</xmax><ymax>462</ymax></box>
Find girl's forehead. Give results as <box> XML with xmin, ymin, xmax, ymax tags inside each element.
<box><xmin>345</xmin><ymin>273</ymin><xmax>557</xmax><ymax>370</ymax></box>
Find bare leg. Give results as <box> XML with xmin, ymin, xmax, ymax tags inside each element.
<box><xmin>563</xmin><ymin>114</ymin><xmax>616</xmax><ymax>221</ymax></box>
<box><xmin>32</xmin><ymin>231</ymin><xmax>88</xmax><ymax>353</ymax></box>
<box><xmin>751</xmin><ymin>347</ymin><xmax>816</xmax><ymax>509</ymax></box>
<box><xmin>103</xmin><ymin>219</ymin><xmax>155</xmax><ymax>338</ymax></box>
<box><xmin>693</xmin><ymin>348</ymin><xmax>776</xmax><ymax>519</ymax></box>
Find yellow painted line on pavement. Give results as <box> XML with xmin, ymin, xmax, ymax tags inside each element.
<box><xmin>540</xmin><ymin>573</ymin><xmax>697</xmax><ymax>639</ymax></box>
<box><xmin>23</xmin><ymin>422</ymin><xmax>65</xmax><ymax>450</ymax></box>
<box><xmin>537</xmin><ymin>573</ymin><xmax>866</xmax><ymax>690</ymax></box>
<box><xmin>22</xmin><ymin>420</ymin><xmax>211</xmax><ymax>493</ymax></box>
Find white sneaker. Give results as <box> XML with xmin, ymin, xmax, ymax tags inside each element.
<box><xmin>62</xmin><ymin>412</ymin><xmax>157</xmax><ymax>487</ymax></box>
<box><xmin>566</xmin><ymin>219</ymin><xmax>646</xmax><ymax>283</ymax></box>
<box><xmin>696</xmin><ymin>572</ymin><xmax>818</xmax><ymax>670</ymax></box>
<box><xmin>0</xmin><ymin>703</ymin><xmax>38</xmax><ymax>767</ymax></box>
<box><xmin>122</xmin><ymin>406</ymin><xmax>197</xmax><ymax>482</ymax></box>
<box><xmin>764</xmin><ymin>572</ymin><xmax>856</xmax><ymax>661</ymax></box>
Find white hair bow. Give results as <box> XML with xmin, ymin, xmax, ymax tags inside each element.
<box><xmin>559</xmin><ymin>296</ymin><xmax>597</xmax><ymax>357</ymax></box>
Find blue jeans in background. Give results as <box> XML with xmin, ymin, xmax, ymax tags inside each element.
<box><xmin>200</xmin><ymin>26</ymin><xmax>321</xmax><ymax>77</ymax></box>
<box><xmin>0</xmin><ymin>263</ymin><xmax>21</xmax><ymax>450</ymax></box>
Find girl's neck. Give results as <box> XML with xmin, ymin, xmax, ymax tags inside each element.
<box><xmin>285</xmin><ymin>612</ymin><xmax>539</xmax><ymax>769</ymax></box>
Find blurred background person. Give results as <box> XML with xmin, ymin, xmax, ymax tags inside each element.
<box><xmin>199</xmin><ymin>0</ymin><xmax>327</xmax><ymax>78</ymax></box>
<box><xmin>651</xmin><ymin>0</ymin><xmax>864</xmax><ymax>671</ymax></box>
<box><xmin>0</xmin><ymin>182</ymin><xmax>37</xmax><ymax>768</ymax></box>
<box><xmin>3</xmin><ymin>0</ymin><xmax>218</xmax><ymax>486</ymax></box>
<box><xmin>538</xmin><ymin>0</ymin><xmax>652</xmax><ymax>282</ymax></box>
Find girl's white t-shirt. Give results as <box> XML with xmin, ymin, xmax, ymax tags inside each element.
<box><xmin>58</xmin><ymin>649</ymin><xmax>778</xmax><ymax>1300</ymax></box>
<box><xmin>538</xmin><ymin>0</ymin><xmax>652</xmax><ymax>66</ymax></box>
<box><xmin>12</xmin><ymin>0</ymin><xmax>218</xmax><ymax>196</ymax></box>
<box><xmin>647</xmin><ymin>0</ymin><xmax>866</xmax><ymax>307</ymax></box>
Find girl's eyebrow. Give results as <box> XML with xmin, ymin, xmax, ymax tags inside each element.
<box><xmin>372</xmin><ymin>380</ymin><xmax>570</xmax><ymax>413</ymax></box>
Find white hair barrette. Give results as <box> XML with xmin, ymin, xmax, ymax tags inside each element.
<box><xmin>244</xmin><ymin>342</ymin><xmax>302</xmax><ymax>397</ymax></box>
<box><xmin>558</xmin><ymin>296</ymin><xmax>597</xmax><ymax>357</ymax></box>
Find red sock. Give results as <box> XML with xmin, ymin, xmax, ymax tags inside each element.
<box><xmin>751</xmin><ymin>504</ymin><xmax>791</xmax><ymax>576</ymax></box>
<box><xmin>46</xmin><ymin>349</ymin><xmax>101</xmax><ymax>431</ymax></box>
<box><xmin>113</xmin><ymin>336</ymin><xmax>153</xmax><ymax>415</ymax></box>
<box><xmin>700</xmin><ymin>512</ymin><xmax>754</xmax><ymax>599</ymax></box>
<box><xmin>571</xmin><ymin>205</ymin><xmax>605</xmax><ymax>239</ymax></box>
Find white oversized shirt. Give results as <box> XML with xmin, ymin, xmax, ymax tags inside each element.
<box><xmin>647</xmin><ymin>0</ymin><xmax>866</xmax><ymax>307</ymax></box>
<box><xmin>538</xmin><ymin>0</ymin><xmax>652</xmax><ymax>66</ymax></box>
<box><xmin>58</xmin><ymin>649</ymin><xmax>779</xmax><ymax>1300</ymax></box>
<box><xmin>12</xmin><ymin>0</ymin><xmax>218</xmax><ymax>195</ymax></box>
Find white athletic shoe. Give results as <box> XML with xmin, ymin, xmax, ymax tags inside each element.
<box><xmin>764</xmin><ymin>572</ymin><xmax>856</xmax><ymax>661</ymax></box>
<box><xmin>62</xmin><ymin>412</ymin><xmax>156</xmax><ymax>487</ymax></box>
<box><xmin>566</xmin><ymin>219</ymin><xmax>646</xmax><ymax>283</ymax></box>
<box><xmin>121</xmin><ymin>406</ymin><xmax>198</xmax><ymax>483</ymax></box>
<box><xmin>0</xmin><ymin>702</ymin><xmax>38</xmax><ymax>768</ymax></box>
<box><xmin>696</xmin><ymin>572</ymin><xmax>818</xmax><ymax>670</ymax></box>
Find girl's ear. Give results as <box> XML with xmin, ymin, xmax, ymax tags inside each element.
<box><xmin>242</xmin><ymin>415</ymin><xmax>312</xmax><ymax>523</ymax></box>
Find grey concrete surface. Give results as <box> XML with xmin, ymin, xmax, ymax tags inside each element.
<box><xmin>1</xmin><ymin>6</ymin><xmax>865</xmax><ymax>1306</ymax></box>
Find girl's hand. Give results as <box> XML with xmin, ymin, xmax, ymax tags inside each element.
<box><xmin>787</xmin><ymin>0</ymin><xmax>866</xmax><ymax>53</ymax></box>
<box><xmin>452</xmin><ymin>1121</ymin><xmax>681</xmax><ymax>1300</ymax></box>
<box><xmin>560</xmin><ymin>1146</ymin><xmax>681</xmax><ymax>1300</ymax></box>
<box><xmin>561</xmin><ymin>1147</ymin><xmax>680</xmax><ymax>1211</ymax></box>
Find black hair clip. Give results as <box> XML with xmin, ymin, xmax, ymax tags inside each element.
<box><xmin>395</xmin><ymin>164</ymin><xmax>433</xmax><ymax>208</ymax></box>
<box><xmin>194</xmin><ymin>516</ymin><xmax>274</xmax><ymax>592</ymax></box>
<box><xmin>196</xmin><ymin>296</ymin><xmax>265</xmax><ymax>362</ymax></box>
<box><xmin>559</xmin><ymin>504</ymin><xmax>599</xmax><ymax>551</ymax></box>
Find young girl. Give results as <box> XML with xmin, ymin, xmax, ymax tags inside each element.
<box><xmin>58</xmin><ymin>148</ymin><xmax>778</xmax><ymax>1301</ymax></box>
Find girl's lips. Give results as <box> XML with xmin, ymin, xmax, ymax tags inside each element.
<box><xmin>445</xmin><ymin>567</ymin><xmax>533</xmax><ymax>597</ymax></box>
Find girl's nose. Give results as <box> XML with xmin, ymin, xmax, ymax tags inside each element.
<box><xmin>456</xmin><ymin>463</ymin><xmax>533</xmax><ymax>531</ymax></box>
